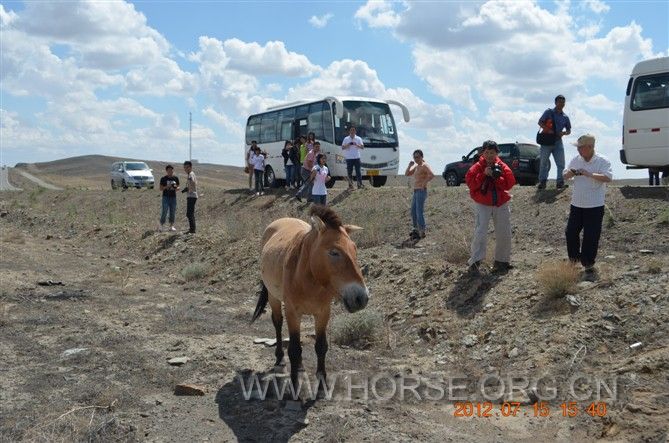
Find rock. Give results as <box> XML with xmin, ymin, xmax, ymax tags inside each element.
<box><xmin>264</xmin><ymin>339</ymin><xmax>277</xmax><ymax>347</ymax></box>
<box><xmin>254</xmin><ymin>338</ymin><xmax>271</xmax><ymax>344</ymax></box>
<box><xmin>37</xmin><ymin>280</ymin><xmax>64</xmax><ymax>286</ymax></box>
<box><xmin>638</xmin><ymin>249</ymin><xmax>653</xmax><ymax>254</ymax></box>
<box><xmin>602</xmin><ymin>313</ymin><xmax>621</xmax><ymax>322</ymax></box>
<box><xmin>46</xmin><ymin>234</ymin><xmax>53</xmax><ymax>240</ymax></box>
<box><xmin>462</xmin><ymin>334</ymin><xmax>478</xmax><ymax>347</ymax></box>
<box><xmin>167</xmin><ymin>357</ymin><xmax>190</xmax><ymax>366</ymax></box>
<box><xmin>629</xmin><ymin>342</ymin><xmax>642</xmax><ymax>349</ymax></box>
<box><xmin>604</xmin><ymin>255</ymin><xmax>616</xmax><ymax>260</ymax></box>
<box><xmin>284</xmin><ymin>400</ymin><xmax>303</xmax><ymax>411</ymax></box>
<box><xmin>601</xmin><ymin>422</ymin><xmax>621</xmax><ymax>438</ymax></box>
<box><xmin>483</xmin><ymin>303</ymin><xmax>494</xmax><ymax>311</ymax></box>
<box><xmin>565</xmin><ymin>295</ymin><xmax>581</xmax><ymax>307</ymax></box>
<box><xmin>412</xmin><ymin>308</ymin><xmax>424</xmax><ymax>317</ymax></box>
<box><xmin>576</xmin><ymin>281</ymin><xmax>594</xmax><ymax>290</ymax></box>
<box><xmin>61</xmin><ymin>347</ymin><xmax>89</xmax><ymax>358</ymax></box>
<box><xmin>507</xmin><ymin>347</ymin><xmax>520</xmax><ymax>358</ymax></box>
<box><xmin>174</xmin><ymin>384</ymin><xmax>206</xmax><ymax>396</ymax></box>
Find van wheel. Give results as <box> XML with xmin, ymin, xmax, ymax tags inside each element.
<box><xmin>111</xmin><ymin>180</ymin><xmax>117</xmax><ymax>190</ymax></box>
<box><xmin>370</xmin><ymin>176</ymin><xmax>387</xmax><ymax>187</ymax></box>
<box><xmin>445</xmin><ymin>171</ymin><xmax>460</xmax><ymax>186</ymax></box>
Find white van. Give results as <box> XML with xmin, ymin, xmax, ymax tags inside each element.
<box><xmin>110</xmin><ymin>161</ymin><xmax>155</xmax><ymax>189</ymax></box>
<box><xmin>621</xmin><ymin>56</ymin><xmax>669</xmax><ymax>173</ymax></box>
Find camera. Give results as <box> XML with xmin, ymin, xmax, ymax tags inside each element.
<box><xmin>491</xmin><ymin>164</ymin><xmax>503</xmax><ymax>179</ymax></box>
<box><xmin>167</xmin><ymin>180</ymin><xmax>177</xmax><ymax>189</ymax></box>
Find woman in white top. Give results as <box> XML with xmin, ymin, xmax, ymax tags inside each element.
<box><xmin>310</xmin><ymin>153</ymin><xmax>331</xmax><ymax>206</ymax></box>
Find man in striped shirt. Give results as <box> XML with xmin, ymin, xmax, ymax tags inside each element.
<box><xmin>562</xmin><ymin>134</ymin><xmax>613</xmax><ymax>281</ymax></box>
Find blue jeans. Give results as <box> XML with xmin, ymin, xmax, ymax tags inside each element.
<box><xmin>539</xmin><ymin>138</ymin><xmax>564</xmax><ymax>183</ymax></box>
<box><xmin>160</xmin><ymin>195</ymin><xmax>176</xmax><ymax>225</ymax></box>
<box><xmin>312</xmin><ymin>194</ymin><xmax>327</xmax><ymax>206</ymax></box>
<box><xmin>285</xmin><ymin>164</ymin><xmax>295</xmax><ymax>186</ymax></box>
<box><xmin>411</xmin><ymin>189</ymin><xmax>427</xmax><ymax>231</ymax></box>
<box><xmin>346</xmin><ymin>158</ymin><xmax>362</xmax><ymax>187</ymax></box>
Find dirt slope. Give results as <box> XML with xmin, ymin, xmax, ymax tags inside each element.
<box><xmin>0</xmin><ymin>182</ymin><xmax>667</xmax><ymax>442</ymax></box>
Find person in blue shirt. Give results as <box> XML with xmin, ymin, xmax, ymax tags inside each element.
<box><xmin>537</xmin><ymin>94</ymin><xmax>572</xmax><ymax>189</ymax></box>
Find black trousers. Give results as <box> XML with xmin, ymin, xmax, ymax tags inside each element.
<box><xmin>565</xmin><ymin>205</ymin><xmax>604</xmax><ymax>267</ymax></box>
<box><xmin>186</xmin><ymin>197</ymin><xmax>197</xmax><ymax>233</ymax></box>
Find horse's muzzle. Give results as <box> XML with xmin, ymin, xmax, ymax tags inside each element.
<box><xmin>341</xmin><ymin>283</ymin><xmax>369</xmax><ymax>313</ymax></box>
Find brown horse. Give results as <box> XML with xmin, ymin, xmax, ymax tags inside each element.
<box><xmin>251</xmin><ymin>205</ymin><xmax>369</xmax><ymax>391</ymax></box>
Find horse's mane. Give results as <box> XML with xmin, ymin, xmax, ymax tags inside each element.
<box><xmin>309</xmin><ymin>205</ymin><xmax>342</xmax><ymax>230</ymax></box>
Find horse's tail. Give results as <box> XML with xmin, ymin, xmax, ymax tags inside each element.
<box><xmin>251</xmin><ymin>282</ymin><xmax>269</xmax><ymax>323</ymax></box>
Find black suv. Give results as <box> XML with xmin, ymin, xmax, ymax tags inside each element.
<box><xmin>442</xmin><ymin>142</ymin><xmax>543</xmax><ymax>186</ymax></box>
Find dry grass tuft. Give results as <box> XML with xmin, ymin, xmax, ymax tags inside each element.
<box><xmin>331</xmin><ymin>310</ymin><xmax>384</xmax><ymax>348</ymax></box>
<box><xmin>181</xmin><ymin>262</ymin><xmax>208</xmax><ymax>281</ymax></box>
<box><xmin>647</xmin><ymin>259</ymin><xmax>662</xmax><ymax>274</ymax></box>
<box><xmin>536</xmin><ymin>260</ymin><xmax>580</xmax><ymax>297</ymax></box>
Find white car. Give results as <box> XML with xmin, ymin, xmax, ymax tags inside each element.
<box><xmin>110</xmin><ymin>161</ymin><xmax>155</xmax><ymax>189</ymax></box>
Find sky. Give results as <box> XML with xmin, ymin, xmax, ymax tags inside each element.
<box><xmin>1</xmin><ymin>0</ymin><xmax>667</xmax><ymax>178</ymax></box>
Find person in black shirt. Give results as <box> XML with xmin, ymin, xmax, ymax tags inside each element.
<box><xmin>159</xmin><ymin>165</ymin><xmax>180</xmax><ymax>231</ymax></box>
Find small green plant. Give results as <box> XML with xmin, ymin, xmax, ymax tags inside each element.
<box><xmin>647</xmin><ymin>260</ymin><xmax>662</xmax><ymax>274</ymax></box>
<box><xmin>181</xmin><ymin>263</ymin><xmax>208</xmax><ymax>281</ymax></box>
<box><xmin>331</xmin><ymin>310</ymin><xmax>384</xmax><ymax>348</ymax></box>
<box><xmin>536</xmin><ymin>260</ymin><xmax>580</xmax><ymax>298</ymax></box>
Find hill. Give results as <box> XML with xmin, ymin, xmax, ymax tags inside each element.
<box><xmin>0</xmin><ymin>182</ymin><xmax>667</xmax><ymax>441</ymax></box>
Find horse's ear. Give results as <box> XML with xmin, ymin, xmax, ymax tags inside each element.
<box><xmin>344</xmin><ymin>224</ymin><xmax>363</xmax><ymax>234</ymax></box>
<box><xmin>310</xmin><ymin>216</ymin><xmax>326</xmax><ymax>232</ymax></box>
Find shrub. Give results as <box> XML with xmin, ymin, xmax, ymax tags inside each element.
<box><xmin>647</xmin><ymin>260</ymin><xmax>662</xmax><ymax>275</ymax></box>
<box><xmin>181</xmin><ymin>263</ymin><xmax>208</xmax><ymax>281</ymax></box>
<box><xmin>331</xmin><ymin>310</ymin><xmax>384</xmax><ymax>348</ymax></box>
<box><xmin>536</xmin><ymin>260</ymin><xmax>580</xmax><ymax>297</ymax></box>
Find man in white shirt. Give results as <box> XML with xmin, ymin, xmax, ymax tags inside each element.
<box><xmin>341</xmin><ymin>126</ymin><xmax>364</xmax><ymax>190</ymax></box>
<box><xmin>562</xmin><ymin>134</ymin><xmax>613</xmax><ymax>280</ymax></box>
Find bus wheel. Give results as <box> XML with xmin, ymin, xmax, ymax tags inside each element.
<box><xmin>325</xmin><ymin>178</ymin><xmax>336</xmax><ymax>189</ymax></box>
<box><xmin>264</xmin><ymin>166</ymin><xmax>277</xmax><ymax>188</ymax></box>
<box><xmin>370</xmin><ymin>176</ymin><xmax>387</xmax><ymax>187</ymax></box>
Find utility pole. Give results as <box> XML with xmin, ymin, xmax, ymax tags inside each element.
<box><xmin>189</xmin><ymin>111</ymin><xmax>192</xmax><ymax>161</ymax></box>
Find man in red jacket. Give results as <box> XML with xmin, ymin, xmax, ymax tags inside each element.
<box><xmin>465</xmin><ymin>140</ymin><xmax>516</xmax><ymax>275</ymax></box>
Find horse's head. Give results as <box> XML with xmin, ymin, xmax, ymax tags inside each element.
<box><xmin>309</xmin><ymin>206</ymin><xmax>369</xmax><ymax>313</ymax></box>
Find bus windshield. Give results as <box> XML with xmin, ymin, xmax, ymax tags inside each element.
<box><xmin>335</xmin><ymin>101</ymin><xmax>398</xmax><ymax>147</ymax></box>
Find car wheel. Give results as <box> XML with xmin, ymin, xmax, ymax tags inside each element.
<box><xmin>445</xmin><ymin>171</ymin><xmax>460</xmax><ymax>186</ymax></box>
<box><xmin>121</xmin><ymin>179</ymin><xmax>128</xmax><ymax>189</ymax></box>
<box><xmin>370</xmin><ymin>176</ymin><xmax>387</xmax><ymax>187</ymax></box>
<box><xmin>111</xmin><ymin>179</ymin><xmax>117</xmax><ymax>190</ymax></box>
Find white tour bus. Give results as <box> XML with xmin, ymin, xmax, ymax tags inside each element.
<box><xmin>244</xmin><ymin>96</ymin><xmax>410</xmax><ymax>188</ymax></box>
<box><xmin>621</xmin><ymin>56</ymin><xmax>669</xmax><ymax>174</ymax></box>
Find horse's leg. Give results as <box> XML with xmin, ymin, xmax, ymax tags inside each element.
<box><xmin>285</xmin><ymin>307</ymin><xmax>302</xmax><ymax>393</ymax></box>
<box><xmin>269</xmin><ymin>297</ymin><xmax>284</xmax><ymax>366</ymax></box>
<box><xmin>314</xmin><ymin>306</ymin><xmax>331</xmax><ymax>396</ymax></box>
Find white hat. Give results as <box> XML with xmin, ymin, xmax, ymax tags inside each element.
<box><xmin>573</xmin><ymin>134</ymin><xmax>596</xmax><ymax>147</ymax></box>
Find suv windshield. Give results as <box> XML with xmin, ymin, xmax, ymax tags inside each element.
<box><xmin>125</xmin><ymin>162</ymin><xmax>149</xmax><ymax>171</ymax></box>
<box><xmin>334</xmin><ymin>101</ymin><xmax>398</xmax><ymax>147</ymax></box>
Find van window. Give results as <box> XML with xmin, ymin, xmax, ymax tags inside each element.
<box><xmin>631</xmin><ymin>73</ymin><xmax>669</xmax><ymax>111</ymax></box>
<box><xmin>125</xmin><ymin>162</ymin><xmax>149</xmax><ymax>171</ymax></box>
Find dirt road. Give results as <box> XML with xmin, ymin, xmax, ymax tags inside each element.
<box><xmin>0</xmin><ymin>167</ymin><xmax>21</xmax><ymax>191</ymax></box>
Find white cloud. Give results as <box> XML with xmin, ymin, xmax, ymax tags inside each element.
<box><xmin>354</xmin><ymin>0</ymin><xmax>403</xmax><ymax>28</ymax></box>
<box><xmin>583</xmin><ymin>0</ymin><xmax>610</xmax><ymax>14</ymax></box>
<box><xmin>221</xmin><ymin>38</ymin><xmax>320</xmax><ymax>77</ymax></box>
<box><xmin>309</xmin><ymin>13</ymin><xmax>334</xmax><ymax>28</ymax></box>
<box><xmin>202</xmin><ymin>107</ymin><xmax>244</xmax><ymax>138</ymax></box>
